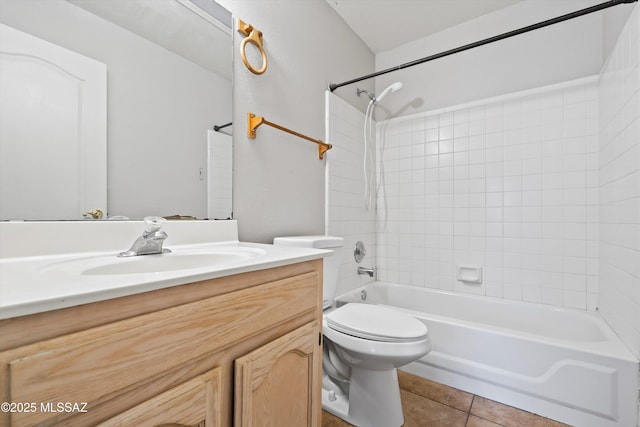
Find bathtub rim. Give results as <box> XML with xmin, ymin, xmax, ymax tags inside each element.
<box><xmin>335</xmin><ymin>281</ymin><xmax>639</xmax><ymax>363</ymax></box>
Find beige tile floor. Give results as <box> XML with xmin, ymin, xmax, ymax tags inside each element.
<box><xmin>322</xmin><ymin>370</ymin><xmax>571</xmax><ymax>427</ymax></box>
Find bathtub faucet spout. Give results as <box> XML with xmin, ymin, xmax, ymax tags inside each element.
<box><xmin>357</xmin><ymin>266</ymin><xmax>375</xmax><ymax>278</ymax></box>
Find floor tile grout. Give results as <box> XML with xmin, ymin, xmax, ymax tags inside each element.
<box><xmin>323</xmin><ymin>371</ymin><xmax>568</xmax><ymax>427</ymax></box>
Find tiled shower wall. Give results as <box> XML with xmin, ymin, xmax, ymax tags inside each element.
<box><xmin>375</xmin><ymin>78</ymin><xmax>600</xmax><ymax>310</ymax></box>
<box><xmin>326</xmin><ymin>93</ymin><xmax>377</xmax><ymax>298</ymax></box>
<box><xmin>598</xmin><ymin>6</ymin><xmax>640</xmax><ymax>360</ymax></box>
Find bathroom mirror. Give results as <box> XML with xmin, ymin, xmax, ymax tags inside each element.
<box><xmin>0</xmin><ymin>0</ymin><xmax>233</xmax><ymax>221</ymax></box>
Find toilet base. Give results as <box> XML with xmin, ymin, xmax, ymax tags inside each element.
<box><xmin>321</xmin><ymin>368</ymin><xmax>404</xmax><ymax>427</ymax></box>
<box><xmin>322</xmin><ymin>387</ymin><xmax>350</xmax><ymax>421</ymax></box>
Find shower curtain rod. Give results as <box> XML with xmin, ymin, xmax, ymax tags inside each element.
<box><xmin>328</xmin><ymin>0</ymin><xmax>637</xmax><ymax>92</ymax></box>
<box><xmin>213</xmin><ymin>122</ymin><xmax>232</xmax><ymax>131</ymax></box>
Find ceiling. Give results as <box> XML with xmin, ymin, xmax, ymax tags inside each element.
<box><xmin>326</xmin><ymin>0</ymin><xmax>524</xmax><ymax>54</ymax></box>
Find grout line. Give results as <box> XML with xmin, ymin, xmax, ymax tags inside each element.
<box><xmin>399</xmin><ymin>385</ymin><xmax>471</xmax><ymax>414</ymax></box>
<box><xmin>464</xmin><ymin>412</ymin><xmax>471</xmax><ymax>426</ymax></box>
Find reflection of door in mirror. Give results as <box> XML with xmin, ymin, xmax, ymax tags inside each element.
<box><xmin>0</xmin><ymin>23</ymin><xmax>106</xmax><ymax>220</ymax></box>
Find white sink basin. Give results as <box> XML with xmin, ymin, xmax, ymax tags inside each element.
<box><xmin>39</xmin><ymin>246</ymin><xmax>266</xmax><ymax>276</ymax></box>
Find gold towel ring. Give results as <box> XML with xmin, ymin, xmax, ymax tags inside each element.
<box><xmin>237</xmin><ymin>19</ymin><xmax>267</xmax><ymax>75</ymax></box>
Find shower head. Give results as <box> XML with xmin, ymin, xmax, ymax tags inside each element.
<box><xmin>374</xmin><ymin>81</ymin><xmax>403</xmax><ymax>104</ymax></box>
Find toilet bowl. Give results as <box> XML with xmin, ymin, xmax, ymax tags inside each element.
<box><xmin>273</xmin><ymin>236</ymin><xmax>432</xmax><ymax>427</ymax></box>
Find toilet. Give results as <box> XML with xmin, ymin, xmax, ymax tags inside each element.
<box><xmin>273</xmin><ymin>236</ymin><xmax>431</xmax><ymax>427</ymax></box>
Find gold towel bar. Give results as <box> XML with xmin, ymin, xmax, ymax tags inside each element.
<box><xmin>248</xmin><ymin>113</ymin><xmax>333</xmax><ymax>160</ymax></box>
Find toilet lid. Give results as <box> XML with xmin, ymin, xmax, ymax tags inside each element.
<box><xmin>326</xmin><ymin>303</ymin><xmax>428</xmax><ymax>342</ymax></box>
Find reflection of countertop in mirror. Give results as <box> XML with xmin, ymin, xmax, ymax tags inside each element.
<box><xmin>0</xmin><ymin>220</ymin><xmax>328</xmax><ymax>320</ymax></box>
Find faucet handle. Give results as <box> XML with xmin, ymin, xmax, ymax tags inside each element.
<box><xmin>143</xmin><ymin>216</ymin><xmax>166</xmax><ymax>233</ymax></box>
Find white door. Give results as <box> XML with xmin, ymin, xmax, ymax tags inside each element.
<box><xmin>0</xmin><ymin>23</ymin><xmax>107</xmax><ymax>220</ymax></box>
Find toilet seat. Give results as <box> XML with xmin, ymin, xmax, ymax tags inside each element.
<box><xmin>326</xmin><ymin>303</ymin><xmax>428</xmax><ymax>342</ymax></box>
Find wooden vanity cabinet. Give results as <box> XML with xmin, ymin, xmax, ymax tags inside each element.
<box><xmin>0</xmin><ymin>260</ymin><xmax>323</xmax><ymax>427</ymax></box>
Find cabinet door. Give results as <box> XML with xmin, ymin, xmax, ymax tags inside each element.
<box><xmin>235</xmin><ymin>322</ymin><xmax>321</xmax><ymax>427</ymax></box>
<box><xmin>97</xmin><ymin>367</ymin><xmax>222</xmax><ymax>427</ymax></box>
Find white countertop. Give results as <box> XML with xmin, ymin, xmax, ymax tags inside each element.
<box><xmin>0</xmin><ymin>220</ymin><xmax>329</xmax><ymax>320</ymax></box>
<box><xmin>0</xmin><ymin>240</ymin><xmax>327</xmax><ymax>320</ymax></box>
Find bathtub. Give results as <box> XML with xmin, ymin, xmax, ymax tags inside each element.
<box><xmin>335</xmin><ymin>282</ymin><xmax>639</xmax><ymax>427</ymax></box>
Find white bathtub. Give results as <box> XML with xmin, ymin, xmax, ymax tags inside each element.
<box><xmin>335</xmin><ymin>282</ymin><xmax>639</xmax><ymax>427</ymax></box>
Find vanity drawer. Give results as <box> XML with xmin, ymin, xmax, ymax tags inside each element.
<box><xmin>6</xmin><ymin>271</ymin><xmax>319</xmax><ymax>426</ymax></box>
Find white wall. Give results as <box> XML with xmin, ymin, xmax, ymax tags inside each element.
<box><xmin>0</xmin><ymin>0</ymin><xmax>231</xmax><ymax>219</ymax></box>
<box><xmin>216</xmin><ymin>0</ymin><xmax>374</xmax><ymax>243</ymax></box>
<box><xmin>598</xmin><ymin>4</ymin><xmax>640</xmax><ymax>360</ymax></box>
<box><xmin>374</xmin><ymin>0</ymin><xmax>605</xmax><ymax>116</ymax></box>
<box><xmin>603</xmin><ymin>2</ymin><xmax>637</xmax><ymax>58</ymax></box>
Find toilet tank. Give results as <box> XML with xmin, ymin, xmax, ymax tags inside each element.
<box><xmin>273</xmin><ymin>235</ymin><xmax>344</xmax><ymax>309</ymax></box>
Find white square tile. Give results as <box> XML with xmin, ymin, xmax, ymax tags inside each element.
<box><xmin>486</xmin><ymin>193</ymin><xmax>503</xmax><ymax>207</ymax></box>
<box><xmin>439</xmin><ymin>112</ymin><xmax>454</xmax><ymax>127</ymax></box>
<box><xmin>522</xmin><ymin>207</ymin><xmax>542</xmax><ymax>222</ymax></box>
<box><xmin>522</xmin><ymin>239</ymin><xmax>543</xmax><ymax>255</ymax></box>
<box><xmin>485</xmin><ymin>147</ymin><xmax>504</xmax><ymax>163</ymax></box>
<box><xmin>504</xmin><ymin>207</ymin><xmax>523</xmax><ymax>222</ymax></box>
<box><xmin>542</xmin><ymin>287</ymin><xmax>563</xmax><ymax>306</ymax></box>
<box><xmin>486</xmin><ymin>207</ymin><xmax>503</xmax><ymax>222</ymax></box>
<box><xmin>439</xmin><ymin>139</ymin><xmax>454</xmax><ymax>153</ymax></box>
<box><xmin>486</xmin><ymin>177</ymin><xmax>503</xmax><ymax>192</ymax></box>
<box><xmin>522</xmin><ymin>126</ymin><xmax>542</xmax><ymax>144</ymax></box>
<box><xmin>486</xmin><ymin>116</ymin><xmax>504</xmax><ymax>133</ymax></box>
<box><xmin>486</xmin><ymin>222</ymin><xmax>504</xmax><ymax>237</ymax></box>
<box><xmin>485</xmin><ymin>281</ymin><xmax>504</xmax><ymax>298</ymax></box>
<box><xmin>563</xmin><ymin>290</ymin><xmax>587</xmax><ymax>309</ymax></box>
<box><xmin>469</xmin><ymin>164</ymin><xmax>486</xmax><ymax>178</ymax></box>
<box><xmin>504</xmin><ymin>192</ymin><xmax>523</xmax><ymax>206</ymax></box>
<box><xmin>469</xmin><ymin>193</ymin><xmax>486</xmax><ymax>207</ymax></box>
<box><xmin>522</xmin><ymin>222</ymin><xmax>543</xmax><ymax>239</ymax></box>
<box><xmin>522</xmin><ymin>285</ymin><xmax>543</xmax><ymax>303</ymax></box>
<box><xmin>504</xmin><ymin>222</ymin><xmax>523</xmax><ymax>237</ymax></box>
<box><xmin>469</xmin><ymin>134</ymin><xmax>486</xmax><ymax>150</ymax></box>
<box><xmin>454</xmin><ymin>123</ymin><xmax>469</xmax><ymax>138</ymax></box>
<box><xmin>440</xmin><ymin>125</ymin><xmax>454</xmax><ymax>141</ymax></box>
<box><xmin>426</xmin><ymin>129</ymin><xmax>439</xmax><ymax>143</ymax></box>
<box><xmin>523</xmin><ymin>174</ymin><xmax>543</xmax><ymax>191</ymax></box>
<box><xmin>503</xmin><ymin>284</ymin><xmax>523</xmax><ymax>301</ymax></box>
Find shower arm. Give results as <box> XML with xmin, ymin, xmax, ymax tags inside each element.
<box><xmin>328</xmin><ymin>0</ymin><xmax>637</xmax><ymax>92</ymax></box>
<box><xmin>357</xmin><ymin>88</ymin><xmax>376</xmax><ymax>101</ymax></box>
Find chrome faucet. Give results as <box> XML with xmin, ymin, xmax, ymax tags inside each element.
<box><xmin>119</xmin><ymin>216</ymin><xmax>171</xmax><ymax>257</ymax></box>
<box><xmin>357</xmin><ymin>266</ymin><xmax>375</xmax><ymax>277</ymax></box>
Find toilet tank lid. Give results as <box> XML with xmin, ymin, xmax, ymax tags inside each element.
<box><xmin>273</xmin><ymin>235</ymin><xmax>344</xmax><ymax>249</ymax></box>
